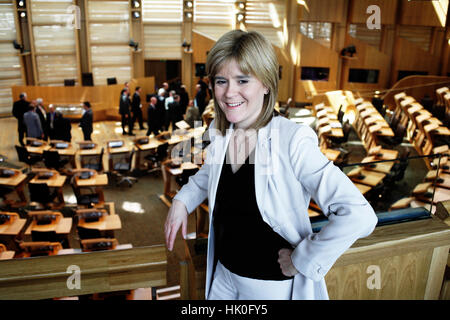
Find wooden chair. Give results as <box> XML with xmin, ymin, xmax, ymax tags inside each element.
<box><xmin>19</xmin><ymin>241</ymin><xmax>62</xmax><ymax>257</ymax></box>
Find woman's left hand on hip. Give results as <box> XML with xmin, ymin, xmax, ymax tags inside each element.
<box><xmin>278</xmin><ymin>248</ymin><xmax>299</xmax><ymax>277</ymax></box>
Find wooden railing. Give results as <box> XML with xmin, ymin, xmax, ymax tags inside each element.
<box><xmin>0</xmin><ymin>245</ymin><xmax>166</xmax><ymax>300</ymax></box>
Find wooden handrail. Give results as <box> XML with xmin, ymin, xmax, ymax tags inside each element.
<box><xmin>0</xmin><ymin>245</ymin><xmax>167</xmax><ymax>300</ymax></box>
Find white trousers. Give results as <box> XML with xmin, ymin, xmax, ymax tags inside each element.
<box><xmin>208</xmin><ymin>260</ymin><xmax>293</xmax><ymax>300</ymax></box>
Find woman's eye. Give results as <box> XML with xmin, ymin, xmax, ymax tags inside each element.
<box><xmin>238</xmin><ymin>80</ymin><xmax>248</xmax><ymax>84</ymax></box>
<box><xmin>215</xmin><ymin>80</ymin><xmax>226</xmax><ymax>85</ymax></box>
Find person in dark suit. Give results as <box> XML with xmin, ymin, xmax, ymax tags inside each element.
<box><xmin>79</xmin><ymin>101</ymin><xmax>93</xmax><ymax>141</ymax></box>
<box><xmin>179</xmin><ymin>84</ymin><xmax>190</xmax><ymax>115</ymax></box>
<box><xmin>53</xmin><ymin>112</ymin><xmax>71</xmax><ymax>142</ymax></box>
<box><xmin>46</xmin><ymin>104</ymin><xmax>57</xmax><ymax>140</ymax></box>
<box><xmin>156</xmin><ymin>88</ymin><xmax>166</xmax><ymax>132</ymax></box>
<box><xmin>146</xmin><ymin>96</ymin><xmax>159</xmax><ymax>136</ymax></box>
<box><xmin>168</xmin><ymin>94</ymin><xmax>184</xmax><ymax>130</ymax></box>
<box><xmin>119</xmin><ymin>88</ymin><xmax>133</xmax><ymax>135</ymax></box>
<box><xmin>35</xmin><ymin>98</ymin><xmax>48</xmax><ymax>140</ymax></box>
<box><xmin>194</xmin><ymin>84</ymin><xmax>207</xmax><ymax>115</ymax></box>
<box><xmin>12</xmin><ymin>92</ymin><xmax>29</xmax><ymax>146</ymax></box>
<box><xmin>131</xmin><ymin>86</ymin><xmax>145</xmax><ymax>130</ymax></box>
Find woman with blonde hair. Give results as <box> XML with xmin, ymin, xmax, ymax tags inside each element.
<box><xmin>165</xmin><ymin>30</ymin><xmax>377</xmax><ymax>300</ymax></box>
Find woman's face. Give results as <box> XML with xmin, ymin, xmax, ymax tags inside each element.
<box><xmin>214</xmin><ymin>59</ymin><xmax>267</xmax><ymax>130</ymax></box>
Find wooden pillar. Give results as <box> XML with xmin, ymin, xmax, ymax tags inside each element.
<box><xmin>286</xmin><ymin>0</ymin><xmax>298</xmax><ymax>101</ymax></box>
<box><xmin>389</xmin><ymin>0</ymin><xmax>403</xmax><ymax>87</ymax></box>
<box><xmin>336</xmin><ymin>0</ymin><xmax>350</xmax><ymax>90</ymax></box>
<box><xmin>13</xmin><ymin>0</ymin><xmax>35</xmax><ymax>85</ymax></box>
<box><xmin>181</xmin><ymin>1</ymin><xmax>193</xmax><ymax>96</ymax></box>
<box><xmin>76</xmin><ymin>0</ymin><xmax>89</xmax><ymax>75</ymax></box>
<box><xmin>130</xmin><ymin>0</ymin><xmax>144</xmax><ymax>79</ymax></box>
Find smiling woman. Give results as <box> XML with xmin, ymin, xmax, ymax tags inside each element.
<box><xmin>164</xmin><ymin>29</ymin><xmax>378</xmax><ymax>301</ymax></box>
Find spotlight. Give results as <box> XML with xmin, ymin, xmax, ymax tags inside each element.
<box><xmin>238</xmin><ymin>2</ymin><xmax>245</xmax><ymax>10</ymax></box>
<box><xmin>18</xmin><ymin>1</ymin><xmax>24</xmax><ymax>7</ymax></box>
<box><xmin>20</xmin><ymin>12</ymin><xmax>26</xmax><ymax>18</ymax></box>
<box><xmin>185</xmin><ymin>12</ymin><xmax>192</xmax><ymax>19</ymax></box>
<box><xmin>133</xmin><ymin>11</ymin><xmax>140</xmax><ymax>19</ymax></box>
<box><xmin>185</xmin><ymin>1</ymin><xmax>193</xmax><ymax>8</ymax></box>
<box><xmin>132</xmin><ymin>0</ymin><xmax>140</xmax><ymax>8</ymax></box>
<box><xmin>17</xmin><ymin>0</ymin><xmax>25</xmax><ymax>8</ymax></box>
<box><xmin>237</xmin><ymin>13</ymin><xmax>244</xmax><ymax>22</ymax></box>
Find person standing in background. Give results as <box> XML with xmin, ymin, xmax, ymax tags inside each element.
<box><xmin>46</xmin><ymin>104</ymin><xmax>57</xmax><ymax>140</ymax></box>
<box><xmin>23</xmin><ymin>101</ymin><xmax>44</xmax><ymax>139</ymax></box>
<box><xmin>12</xmin><ymin>92</ymin><xmax>29</xmax><ymax>146</ymax></box>
<box><xmin>119</xmin><ymin>88</ymin><xmax>133</xmax><ymax>135</ymax></box>
<box><xmin>35</xmin><ymin>98</ymin><xmax>48</xmax><ymax>140</ymax></box>
<box><xmin>146</xmin><ymin>96</ymin><xmax>159</xmax><ymax>136</ymax></box>
<box><xmin>79</xmin><ymin>101</ymin><xmax>93</xmax><ymax>141</ymax></box>
<box><xmin>179</xmin><ymin>84</ymin><xmax>190</xmax><ymax>115</ymax></box>
<box><xmin>131</xmin><ymin>86</ymin><xmax>145</xmax><ymax>130</ymax></box>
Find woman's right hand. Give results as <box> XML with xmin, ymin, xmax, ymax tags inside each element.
<box><xmin>164</xmin><ymin>199</ymin><xmax>188</xmax><ymax>251</ymax></box>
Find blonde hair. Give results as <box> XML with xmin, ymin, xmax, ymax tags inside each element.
<box><xmin>206</xmin><ymin>30</ymin><xmax>279</xmax><ymax>135</ymax></box>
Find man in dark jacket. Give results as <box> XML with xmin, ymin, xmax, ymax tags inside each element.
<box><xmin>168</xmin><ymin>94</ymin><xmax>184</xmax><ymax>130</ymax></box>
<box><xmin>119</xmin><ymin>88</ymin><xmax>133</xmax><ymax>135</ymax></box>
<box><xmin>53</xmin><ymin>112</ymin><xmax>72</xmax><ymax>142</ymax></box>
<box><xmin>79</xmin><ymin>101</ymin><xmax>93</xmax><ymax>141</ymax></box>
<box><xmin>35</xmin><ymin>98</ymin><xmax>48</xmax><ymax>140</ymax></box>
<box><xmin>46</xmin><ymin>104</ymin><xmax>57</xmax><ymax>140</ymax></box>
<box><xmin>12</xmin><ymin>92</ymin><xmax>29</xmax><ymax>146</ymax></box>
<box><xmin>146</xmin><ymin>96</ymin><xmax>159</xmax><ymax>136</ymax></box>
<box><xmin>131</xmin><ymin>86</ymin><xmax>145</xmax><ymax>130</ymax></box>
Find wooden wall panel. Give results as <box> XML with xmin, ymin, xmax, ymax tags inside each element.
<box><xmin>295</xmin><ymin>34</ymin><xmax>339</xmax><ymax>102</ymax></box>
<box><xmin>342</xmin><ymin>35</ymin><xmax>391</xmax><ymax>93</ymax></box>
<box><xmin>400</xmin><ymin>0</ymin><xmax>448</xmax><ymax>27</ymax></box>
<box><xmin>11</xmin><ymin>76</ymin><xmax>154</xmax><ymax>121</ymax></box>
<box><xmin>393</xmin><ymin>37</ymin><xmax>441</xmax><ymax>83</ymax></box>
<box><xmin>326</xmin><ymin>248</ymin><xmax>434</xmax><ymax>299</ymax></box>
<box><xmin>191</xmin><ymin>30</ymin><xmax>215</xmax><ymax>98</ymax></box>
<box><xmin>299</xmin><ymin>0</ymin><xmax>347</xmax><ymax>23</ymax></box>
<box><xmin>349</xmin><ymin>0</ymin><xmax>398</xmax><ymax>25</ymax></box>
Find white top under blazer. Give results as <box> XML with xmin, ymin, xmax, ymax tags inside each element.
<box><xmin>174</xmin><ymin>115</ymin><xmax>378</xmax><ymax>299</ymax></box>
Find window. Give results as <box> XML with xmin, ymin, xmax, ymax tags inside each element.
<box><xmin>299</xmin><ymin>22</ymin><xmax>332</xmax><ymax>48</ymax></box>
<box><xmin>301</xmin><ymin>67</ymin><xmax>330</xmax><ymax>81</ymax></box>
<box><xmin>348</xmin><ymin>23</ymin><xmax>381</xmax><ymax>48</ymax></box>
<box><xmin>348</xmin><ymin>69</ymin><xmax>379</xmax><ymax>83</ymax></box>
<box><xmin>397</xmin><ymin>70</ymin><xmax>428</xmax><ymax>81</ymax></box>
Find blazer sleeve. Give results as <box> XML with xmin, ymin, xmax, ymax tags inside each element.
<box><xmin>288</xmin><ymin>125</ymin><xmax>378</xmax><ymax>282</ymax></box>
<box><xmin>172</xmin><ymin>120</ymin><xmax>216</xmax><ymax>214</ymax></box>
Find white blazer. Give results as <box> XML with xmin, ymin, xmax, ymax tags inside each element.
<box><xmin>174</xmin><ymin>116</ymin><xmax>378</xmax><ymax>300</ymax></box>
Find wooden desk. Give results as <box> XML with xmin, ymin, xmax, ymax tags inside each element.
<box><xmin>78</xmin><ymin>214</ymin><xmax>122</xmax><ymax>232</ymax></box>
<box><xmin>372</xmin><ymin>148</ymin><xmax>399</xmax><ymax>160</ymax></box>
<box><xmin>0</xmin><ymin>169</ymin><xmax>27</xmax><ymax>207</ymax></box>
<box><xmin>25</xmin><ymin>138</ymin><xmax>50</xmax><ymax>154</ymax></box>
<box><xmin>374</xmin><ymin>127</ymin><xmax>394</xmax><ymax>137</ymax></box>
<box><xmin>0</xmin><ymin>212</ymin><xmax>26</xmax><ymax>236</ymax></box>
<box><xmin>349</xmin><ymin>169</ymin><xmax>386</xmax><ymax>187</ymax></box>
<box><xmin>361</xmin><ymin>156</ymin><xmax>395</xmax><ymax>174</ymax></box>
<box><xmin>74</xmin><ymin>173</ymin><xmax>108</xmax><ymax>187</ymax></box>
<box><xmin>425</xmin><ymin>172</ymin><xmax>450</xmax><ymax>189</ymax></box>
<box><xmin>78</xmin><ymin>144</ymin><xmax>102</xmax><ymax>157</ymax></box>
<box><xmin>134</xmin><ymin>138</ymin><xmax>163</xmax><ymax>170</ymax></box>
<box><xmin>321</xmin><ymin>148</ymin><xmax>341</xmax><ymax>162</ymax></box>
<box><xmin>24</xmin><ymin>211</ymin><xmax>72</xmax><ymax>237</ymax></box>
<box><xmin>161</xmin><ymin>161</ymin><xmax>199</xmax><ymax>207</ymax></box>
<box><xmin>353</xmin><ymin>182</ymin><xmax>372</xmax><ymax>195</ymax></box>
<box><xmin>30</xmin><ymin>170</ymin><xmax>67</xmax><ymax>207</ymax></box>
<box><xmin>49</xmin><ymin>141</ymin><xmax>77</xmax><ymax>168</ymax></box>
<box><xmin>73</xmin><ymin>173</ymin><xmax>108</xmax><ymax>205</ymax></box>
<box><xmin>0</xmin><ymin>250</ymin><xmax>14</xmax><ymax>260</ymax></box>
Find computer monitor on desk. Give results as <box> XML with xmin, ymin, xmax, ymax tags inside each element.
<box><xmin>108</xmin><ymin>140</ymin><xmax>124</xmax><ymax>148</ymax></box>
<box><xmin>76</xmin><ymin>208</ymin><xmax>107</xmax><ymax>223</ymax></box>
